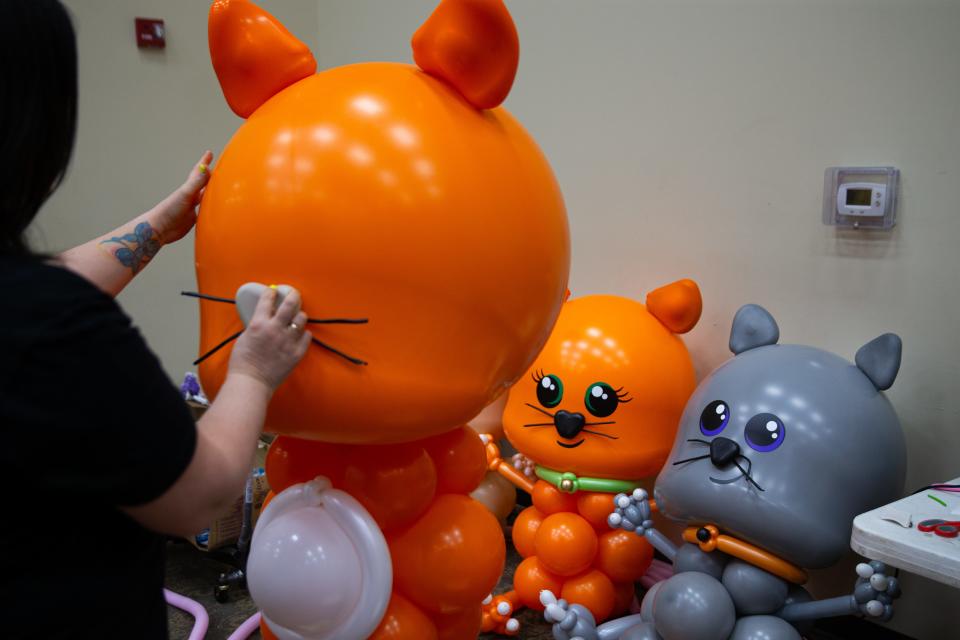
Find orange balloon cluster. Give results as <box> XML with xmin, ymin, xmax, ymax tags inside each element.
<box><xmin>480</xmin><ymin>283</ymin><xmax>701</xmax><ymax>629</ymax></box>
<box><xmin>510</xmin><ymin>485</ymin><xmax>653</xmax><ymax>620</ymax></box>
<box><xmin>201</xmin><ymin>0</ymin><xmax>569</xmax><ymax>637</ymax></box>
<box><xmin>265</xmin><ymin>429</ymin><xmax>501</xmax><ymax>636</ymax></box>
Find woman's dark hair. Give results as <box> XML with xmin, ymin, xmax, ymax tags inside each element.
<box><xmin>0</xmin><ymin>0</ymin><xmax>77</xmax><ymax>256</ymax></box>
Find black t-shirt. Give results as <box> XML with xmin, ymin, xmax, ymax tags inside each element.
<box><xmin>0</xmin><ymin>255</ymin><xmax>197</xmax><ymax>639</ymax></box>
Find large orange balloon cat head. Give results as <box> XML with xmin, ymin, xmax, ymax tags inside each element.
<box><xmin>503</xmin><ymin>280</ymin><xmax>702</xmax><ymax>480</ymax></box>
<box><xmin>196</xmin><ymin>0</ymin><xmax>569</xmax><ymax>443</ymax></box>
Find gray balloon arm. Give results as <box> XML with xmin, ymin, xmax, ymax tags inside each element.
<box><xmin>645</xmin><ymin>528</ymin><xmax>678</xmax><ymax>561</ymax></box>
<box><xmin>597</xmin><ymin>614</ymin><xmax>647</xmax><ymax>640</ymax></box>
<box><xmin>777</xmin><ymin>595</ymin><xmax>857</xmax><ymax>622</ymax></box>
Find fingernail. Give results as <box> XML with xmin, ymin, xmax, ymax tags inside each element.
<box><xmin>198</xmin><ymin>163</ymin><xmax>208</xmax><ymax>174</ymax></box>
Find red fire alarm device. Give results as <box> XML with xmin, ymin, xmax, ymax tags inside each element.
<box><xmin>135</xmin><ymin>18</ymin><xmax>166</xmax><ymax>49</ymax></box>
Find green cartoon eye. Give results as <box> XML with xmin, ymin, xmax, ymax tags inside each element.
<box><xmin>584</xmin><ymin>382</ymin><xmax>628</xmax><ymax>418</ymax></box>
<box><xmin>534</xmin><ymin>371</ymin><xmax>563</xmax><ymax>408</ymax></box>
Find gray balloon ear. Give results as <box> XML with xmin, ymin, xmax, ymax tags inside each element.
<box><xmin>855</xmin><ymin>333</ymin><xmax>902</xmax><ymax>391</ymax></box>
<box><xmin>729</xmin><ymin>304</ymin><xmax>780</xmax><ymax>355</ymax></box>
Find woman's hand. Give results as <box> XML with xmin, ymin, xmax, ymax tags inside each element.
<box><xmin>153</xmin><ymin>151</ymin><xmax>213</xmax><ymax>245</ymax></box>
<box><xmin>126</xmin><ymin>285</ymin><xmax>310</xmax><ymax>538</ymax></box>
<box><xmin>228</xmin><ymin>287</ymin><xmax>312</xmax><ymax>392</ymax></box>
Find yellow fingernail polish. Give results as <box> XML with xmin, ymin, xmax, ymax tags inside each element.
<box><xmin>198</xmin><ymin>163</ymin><xmax>208</xmax><ymax>174</ymax></box>
<box><xmin>269</xmin><ymin>284</ymin><xmax>277</xmax><ymax>289</ymax></box>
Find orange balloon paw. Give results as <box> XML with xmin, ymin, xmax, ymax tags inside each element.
<box><xmin>480</xmin><ymin>593</ymin><xmax>520</xmax><ymax>635</ymax></box>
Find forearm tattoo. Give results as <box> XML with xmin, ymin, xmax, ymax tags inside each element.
<box><xmin>99</xmin><ymin>221</ymin><xmax>161</xmax><ymax>274</ymax></box>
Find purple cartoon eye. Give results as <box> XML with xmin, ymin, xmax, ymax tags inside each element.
<box><xmin>745</xmin><ymin>413</ymin><xmax>785</xmax><ymax>452</ymax></box>
<box><xmin>700</xmin><ymin>400</ymin><xmax>729</xmax><ymax>436</ymax></box>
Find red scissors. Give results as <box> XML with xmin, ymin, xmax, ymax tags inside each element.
<box><xmin>917</xmin><ymin>519</ymin><xmax>960</xmax><ymax>538</ymax></box>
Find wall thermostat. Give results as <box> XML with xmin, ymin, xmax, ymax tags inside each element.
<box><xmin>837</xmin><ymin>182</ymin><xmax>886</xmax><ymax>217</ymax></box>
<box><xmin>823</xmin><ymin>166</ymin><xmax>899</xmax><ymax>230</ymax></box>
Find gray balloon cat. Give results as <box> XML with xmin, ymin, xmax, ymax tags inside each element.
<box><xmin>544</xmin><ymin>304</ymin><xmax>906</xmax><ymax>640</ymax></box>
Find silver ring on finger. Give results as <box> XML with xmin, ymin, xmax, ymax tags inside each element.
<box><xmin>288</xmin><ymin>322</ymin><xmax>301</xmax><ymax>331</ymax></box>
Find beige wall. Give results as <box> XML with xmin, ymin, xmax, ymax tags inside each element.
<box><xmin>36</xmin><ymin>0</ymin><xmax>320</xmax><ymax>383</ymax></box>
<box><xmin>34</xmin><ymin>0</ymin><xmax>959</xmax><ymax>637</ymax></box>
<box><xmin>317</xmin><ymin>1</ymin><xmax>958</xmax><ymax>637</ymax></box>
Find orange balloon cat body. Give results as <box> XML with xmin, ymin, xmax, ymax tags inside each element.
<box><xmin>483</xmin><ymin>282</ymin><xmax>702</xmax><ymax>632</ymax></box>
<box><xmin>196</xmin><ymin>1</ymin><xmax>568</xmax><ymax>638</ymax></box>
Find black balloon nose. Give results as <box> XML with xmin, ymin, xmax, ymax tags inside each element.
<box><xmin>710</xmin><ymin>437</ymin><xmax>741</xmax><ymax>467</ymax></box>
<box><xmin>554</xmin><ymin>410</ymin><xmax>585</xmax><ymax>439</ymax></box>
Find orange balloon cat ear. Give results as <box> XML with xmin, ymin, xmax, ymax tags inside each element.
<box><xmin>208</xmin><ymin>0</ymin><xmax>317</xmax><ymax>118</ymax></box>
<box><xmin>412</xmin><ymin>0</ymin><xmax>519</xmax><ymax>109</ymax></box>
<box><xmin>646</xmin><ymin>279</ymin><xmax>703</xmax><ymax>334</ymax></box>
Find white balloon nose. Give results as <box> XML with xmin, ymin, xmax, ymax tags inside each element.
<box><xmin>235</xmin><ymin>282</ymin><xmax>296</xmax><ymax>327</ymax></box>
<box><xmin>247</xmin><ymin>477</ymin><xmax>393</xmax><ymax>640</ymax></box>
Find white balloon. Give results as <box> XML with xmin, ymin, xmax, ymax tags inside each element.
<box><xmin>247</xmin><ymin>477</ymin><xmax>393</xmax><ymax>640</ymax></box>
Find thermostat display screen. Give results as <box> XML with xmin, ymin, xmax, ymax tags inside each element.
<box><xmin>845</xmin><ymin>188</ymin><xmax>872</xmax><ymax>206</ymax></box>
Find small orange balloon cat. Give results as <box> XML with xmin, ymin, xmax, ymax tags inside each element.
<box><xmin>194</xmin><ymin>1</ymin><xmax>569</xmax><ymax>639</ymax></box>
<box><xmin>481</xmin><ymin>281</ymin><xmax>702</xmax><ymax>634</ymax></box>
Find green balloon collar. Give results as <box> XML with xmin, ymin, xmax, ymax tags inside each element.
<box><xmin>535</xmin><ymin>465</ymin><xmax>641</xmax><ymax>494</ymax></box>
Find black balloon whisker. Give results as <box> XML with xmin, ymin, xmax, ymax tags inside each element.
<box><xmin>737</xmin><ymin>453</ymin><xmax>753</xmax><ymax>476</ymax></box>
<box><xmin>182</xmin><ymin>291</ymin><xmax>368</xmax><ymax>324</ymax></box>
<box><xmin>310</xmin><ymin>336</ymin><xmax>367</xmax><ymax>366</ymax></box>
<box><xmin>672</xmin><ymin>453</ymin><xmax>711</xmax><ymax>465</ymax></box>
<box><xmin>582</xmin><ymin>429</ymin><xmax>618</xmax><ymax>440</ymax></box>
<box><xmin>308</xmin><ymin>318</ymin><xmax>369</xmax><ymax>325</ymax></box>
<box><xmin>525</xmin><ymin>403</ymin><xmax>556</xmax><ymax>419</ymax></box>
<box><xmin>586</xmin><ymin>420</ymin><xmax>616</xmax><ymax>427</ymax></box>
<box><xmin>523</xmin><ymin>422</ymin><xmax>555</xmax><ymax>428</ymax></box>
<box><xmin>687</xmin><ymin>438</ymin><xmax>712</xmax><ymax>446</ymax></box>
<box><xmin>734</xmin><ymin>459</ymin><xmax>764</xmax><ymax>491</ymax></box>
<box><xmin>193</xmin><ymin>330</ymin><xmax>243</xmax><ymax>365</ymax></box>
<box><xmin>181</xmin><ymin>291</ymin><xmax>235</xmax><ymax>304</ymax></box>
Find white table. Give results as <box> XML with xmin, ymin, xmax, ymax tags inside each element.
<box><xmin>851</xmin><ymin>477</ymin><xmax>960</xmax><ymax>588</ymax></box>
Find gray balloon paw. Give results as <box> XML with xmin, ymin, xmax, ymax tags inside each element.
<box><xmin>541</xmin><ymin>590</ymin><xmax>599</xmax><ymax>640</ymax></box>
<box><xmin>608</xmin><ymin>488</ymin><xmax>654</xmax><ymax>535</ymax></box>
<box><xmin>853</xmin><ymin>561</ymin><xmax>900</xmax><ymax>622</ymax></box>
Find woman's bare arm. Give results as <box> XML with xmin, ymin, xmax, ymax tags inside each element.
<box><xmin>123</xmin><ymin>287</ymin><xmax>311</xmax><ymax>537</ymax></box>
<box><xmin>58</xmin><ymin>151</ymin><xmax>212</xmax><ymax>296</ymax></box>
